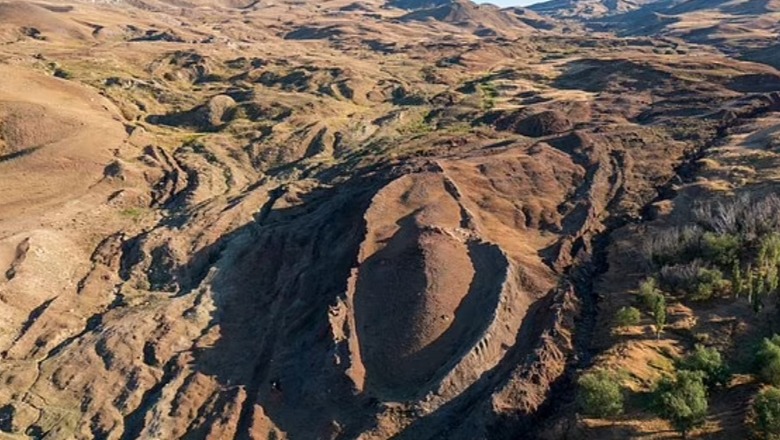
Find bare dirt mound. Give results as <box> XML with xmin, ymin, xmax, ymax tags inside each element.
<box><xmin>0</xmin><ymin>101</ymin><xmax>80</xmax><ymax>158</ymax></box>
<box><xmin>148</xmin><ymin>94</ymin><xmax>237</xmax><ymax>131</ymax></box>
<box><xmin>0</xmin><ymin>65</ymin><xmax>125</xmax><ymax>229</ymax></box>
<box><xmin>0</xmin><ymin>1</ymin><xmax>91</xmax><ymax>42</ymax></box>
<box><xmin>353</xmin><ymin>173</ymin><xmax>503</xmax><ymax>398</ymax></box>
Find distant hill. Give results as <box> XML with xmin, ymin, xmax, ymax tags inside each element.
<box><xmin>531</xmin><ymin>0</ymin><xmax>779</xmax><ymax>68</ymax></box>
<box><xmin>529</xmin><ymin>0</ymin><xmax>661</xmax><ymax>18</ymax></box>
<box><xmin>398</xmin><ymin>0</ymin><xmax>544</xmax><ymax>35</ymax></box>
<box><xmin>387</xmin><ymin>0</ymin><xmax>456</xmax><ymax>10</ymax></box>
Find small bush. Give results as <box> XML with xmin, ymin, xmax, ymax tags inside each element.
<box><xmin>757</xmin><ymin>336</ymin><xmax>780</xmax><ymax>386</ymax></box>
<box><xmin>654</xmin><ymin>370</ymin><xmax>709</xmax><ymax>439</ymax></box>
<box><xmin>678</xmin><ymin>345</ymin><xmax>730</xmax><ymax>389</ymax></box>
<box><xmin>639</xmin><ymin>278</ymin><xmax>661</xmax><ymax>308</ymax></box>
<box><xmin>701</xmin><ymin>232</ymin><xmax>741</xmax><ymax>268</ymax></box>
<box><xmin>119</xmin><ymin>207</ymin><xmax>147</xmax><ymax>223</ymax></box>
<box><xmin>690</xmin><ymin>268</ymin><xmax>730</xmax><ymax>301</ymax></box>
<box><xmin>759</xmin><ymin>234</ymin><xmax>780</xmax><ymax>270</ymax></box>
<box><xmin>653</xmin><ymin>294</ymin><xmax>667</xmax><ymax>339</ymax></box>
<box><xmin>659</xmin><ymin>260</ymin><xmax>707</xmax><ymax>294</ymax></box>
<box><xmin>614</xmin><ymin>306</ymin><xmax>641</xmax><ymax>328</ymax></box>
<box><xmin>577</xmin><ymin>369</ymin><xmax>624</xmax><ymax>418</ymax></box>
<box><xmin>638</xmin><ymin>281</ymin><xmax>667</xmax><ymax>338</ymax></box>
<box><xmin>659</xmin><ymin>262</ymin><xmax>730</xmax><ymax>301</ymax></box>
<box><xmin>479</xmin><ymin>82</ymin><xmax>498</xmax><ymax>111</ymax></box>
<box><xmin>750</xmin><ymin>387</ymin><xmax>780</xmax><ymax>440</ymax></box>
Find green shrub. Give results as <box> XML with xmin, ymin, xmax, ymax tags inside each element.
<box><xmin>732</xmin><ymin>260</ymin><xmax>745</xmax><ymax>298</ymax></box>
<box><xmin>690</xmin><ymin>268</ymin><xmax>730</xmax><ymax>301</ymax></box>
<box><xmin>614</xmin><ymin>306</ymin><xmax>641</xmax><ymax>328</ymax></box>
<box><xmin>654</xmin><ymin>370</ymin><xmax>709</xmax><ymax>439</ymax></box>
<box><xmin>639</xmin><ymin>278</ymin><xmax>661</xmax><ymax>308</ymax></box>
<box><xmin>751</xmin><ymin>387</ymin><xmax>780</xmax><ymax>440</ymax></box>
<box><xmin>478</xmin><ymin>82</ymin><xmax>498</xmax><ymax>111</ymax></box>
<box><xmin>701</xmin><ymin>232</ymin><xmax>741</xmax><ymax>268</ymax></box>
<box><xmin>757</xmin><ymin>336</ymin><xmax>780</xmax><ymax>386</ymax></box>
<box><xmin>768</xmin><ymin>265</ymin><xmax>780</xmax><ymax>296</ymax></box>
<box><xmin>577</xmin><ymin>369</ymin><xmax>624</xmax><ymax>418</ymax></box>
<box><xmin>636</xmin><ymin>279</ymin><xmax>667</xmax><ymax>338</ymax></box>
<box><xmin>640</xmin><ymin>195</ymin><xmax>780</xmax><ymax>310</ymax></box>
<box><xmin>654</xmin><ymin>295</ymin><xmax>667</xmax><ymax>339</ymax></box>
<box><xmin>678</xmin><ymin>345</ymin><xmax>730</xmax><ymax>389</ymax></box>
<box><xmin>759</xmin><ymin>234</ymin><xmax>780</xmax><ymax>270</ymax></box>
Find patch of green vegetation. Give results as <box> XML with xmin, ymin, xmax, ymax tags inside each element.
<box><xmin>653</xmin><ymin>370</ymin><xmax>709</xmax><ymax>439</ymax></box>
<box><xmin>640</xmin><ymin>195</ymin><xmax>780</xmax><ymax>311</ymax></box>
<box><xmin>757</xmin><ymin>335</ymin><xmax>780</xmax><ymax>386</ymax></box>
<box><xmin>677</xmin><ymin>345</ymin><xmax>730</xmax><ymax>389</ymax></box>
<box><xmin>667</xmin><ymin>120</ymin><xmax>715</xmax><ymax>142</ymax></box>
<box><xmin>478</xmin><ymin>81</ymin><xmax>498</xmax><ymax>111</ymax></box>
<box><xmin>614</xmin><ymin>306</ymin><xmax>641</xmax><ymax>328</ymax></box>
<box><xmin>750</xmin><ymin>387</ymin><xmax>780</xmax><ymax>440</ymax></box>
<box><xmin>182</xmin><ymin>134</ymin><xmax>205</xmax><ymax>146</ymax></box>
<box><xmin>404</xmin><ymin>119</ymin><xmax>433</xmax><ymax>136</ymax></box>
<box><xmin>119</xmin><ymin>207</ymin><xmax>148</xmax><ymax>223</ymax></box>
<box><xmin>689</xmin><ymin>267</ymin><xmax>730</xmax><ymax>301</ymax></box>
<box><xmin>577</xmin><ymin>369</ymin><xmax>625</xmax><ymax>418</ymax></box>
<box><xmin>636</xmin><ymin>278</ymin><xmax>667</xmax><ymax>338</ymax></box>
<box><xmin>649</xmin><ymin>353</ymin><xmax>676</xmax><ymax>372</ymax></box>
<box><xmin>442</xmin><ymin>122</ymin><xmax>472</xmax><ymax>136</ymax></box>
<box><xmin>400</xmin><ymin>112</ymin><xmax>434</xmax><ymax>137</ymax></box>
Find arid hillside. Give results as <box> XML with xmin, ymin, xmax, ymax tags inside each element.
<box><xmin>0</xmin><ymin>0</ymin><xmax>779</xmax><ymax>439</ymax></box>
<box><xmin>531</xmin><ymin>0</ymin><xmax>780</xmax><ymax>67</ymax></box>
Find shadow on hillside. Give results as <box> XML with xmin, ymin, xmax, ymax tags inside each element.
<box><xmin>180</xmin><ymin>175</ymin><xmax>385</xmax><ymax>439</ymax></box>
<box><xmin>353</xmin><ymin>210</ymin><xmax>507</xmax><ymax>400</ymax></box>
<box><xmin>121</xmin><ymin>165</ymin><xmax>574</xmax><ymax>439</ymax></box>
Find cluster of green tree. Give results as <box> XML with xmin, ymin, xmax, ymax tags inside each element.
<box><xmin>752</xmin><ymin>335</ymin><xmax>780</xmax><ymax>440</ymax></box>
<box><xmin>577</xmin><ymin>345</ymin><xmax>728</xmax><ymax>439</ymax></box>
<box><xmin>610</xmin><ymin>278</ymin><xmax>669</xmax><ymax>337</ymax></box>
<box><xmin>639</xmin><ymin>195</ymin><xmax>780</xmax><ymax>310</ymax></box>
<box><xmin>751</xmin><ymin>387</ymin><xmax>780</xmax><ymax>440</ymax></box>
<box><xmin>578</xmin><ymin>336</ymin><xmax>780</xmax><ymax>439</ymax></box>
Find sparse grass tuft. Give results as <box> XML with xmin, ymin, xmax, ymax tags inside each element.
<box><xmin>479</xmin><ymin>82</ymin><xmax>498</xmax><ymax>111</ymax></box>
<box><xmin>119</xmin><ymin>207</ymin><xmax>148</xmax><ymax>223</ymax></box>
